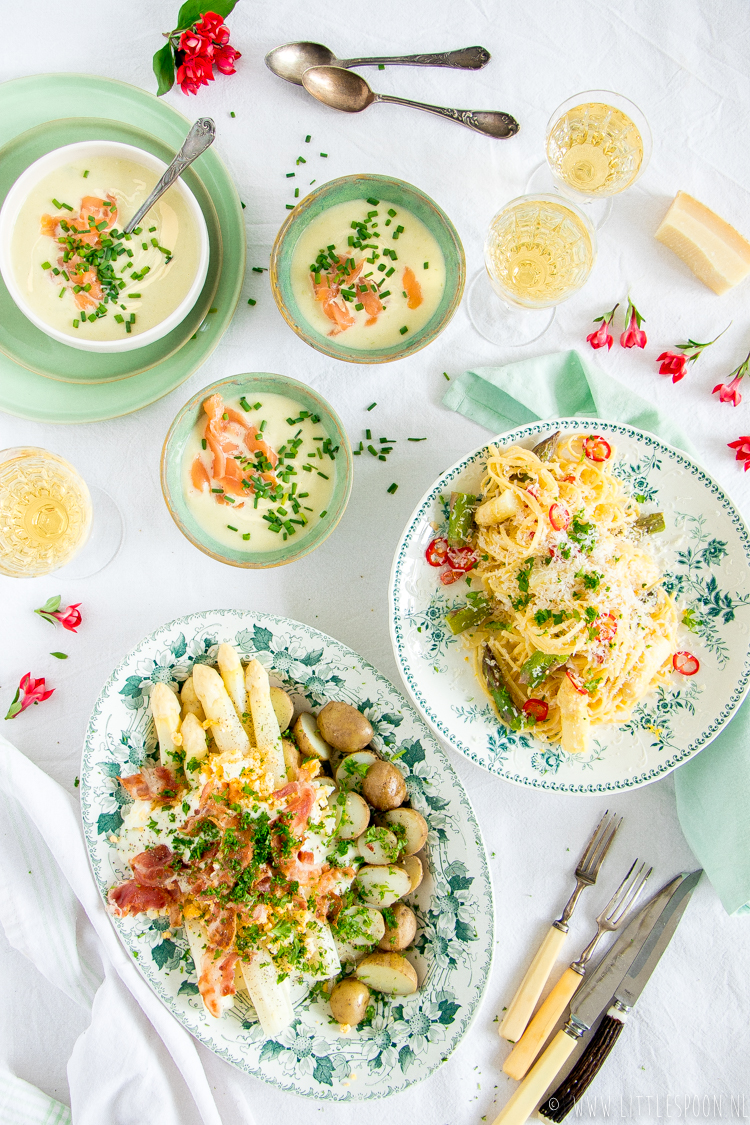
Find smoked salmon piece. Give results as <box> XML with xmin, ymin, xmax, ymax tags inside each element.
<box><xmin>402</xmin><ymin>266</ymin><xmax>423</xmax><ymax>309</ymax></box>
<box><xmin>191</xmin><ymin>458</ymin><xmax>210</xmax><ymax>491</ymax></box>
<box><xmin>194</xmin><ymin>392</ymin><xmax>279</xmax><ymax>508</ymax></box>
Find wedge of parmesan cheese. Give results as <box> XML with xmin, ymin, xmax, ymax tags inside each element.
<box><xmin>655</xmin><ymin>191</ymin><xmax>750</xmax><ymax>295</ymax></box>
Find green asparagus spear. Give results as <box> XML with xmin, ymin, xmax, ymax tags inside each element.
<box><xmin>446</xmin><ymin>597</ymin><xmax>493</xmax><ymax>635</ymax></box>
<box><xmin>531</xmin><ymin>431</ymin><xmax>560</xmax><ymax>462</ymax></box>
<box><xmin>519</xmin><ymin>651</ymin><xmax>564</xmax><ymax>690</ymax></box>
<box><xmin>634</xmin><ymin>512</ymin><xmax>666</xmax><ymax>534</ymax></box>
<box><xmin>448</xmin><ymin>492</ymin><xmax>478</xmax><ymax>547</ymax></box>
<box><xmin>482</xmin><ymin>645</ymin><xmax>525</xmax><ymax>730</ymax></box>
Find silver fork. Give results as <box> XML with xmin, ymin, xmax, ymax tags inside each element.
<box><xmin>503</xmin><ymin>859</ymin><xmax>652</xmax><ymax>1079</ymax></box>
<box><xmin>499</xmin><ymin>811</ymin><xmax>621</xmax><ymax>1043</ymax></box>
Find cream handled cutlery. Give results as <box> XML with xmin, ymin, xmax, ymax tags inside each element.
<box><xmin>498</xmin><ymin>811</ymin><xmax>621</xmax><ymax>1043</ymax></box>
<box><xmin>491</xmin><ymin>871</ymin><xmax>701</xmax><ymax>1125</ymax></box>
<box><xmin>503</xmin><ymin>859</ymin><xmax>651</xmax><ymax>1080</ymax></box>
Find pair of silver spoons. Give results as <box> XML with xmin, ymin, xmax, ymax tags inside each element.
<box><xmin>265</xmin><ymin>41</ymin><xmax>520</xmax><ymax>140</ymax></box>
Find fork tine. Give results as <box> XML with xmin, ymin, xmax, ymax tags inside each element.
<box><xmin>576</xmin><ymin>810</ymin><xmax>612</xmax><ymax>871</ymax></box>
<box><xmin>602</xmin><ymin>860</ymin><xmax>652</xmax><ymax>926</ymax></box>
<box><xmin>579</xmin><ymin>812</ymin><xmax>622</xmax><ymax>878</ymax></box>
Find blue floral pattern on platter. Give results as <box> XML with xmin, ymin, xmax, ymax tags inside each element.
<box><xmin>80</xmin><ymin>610</ymin><xmax>494</xmax><ymax>1100</ymax></box>
<box><xmin>389</xmin><ymin>419</ymin><xmax>750</xmax><ymax>793</ymax></box>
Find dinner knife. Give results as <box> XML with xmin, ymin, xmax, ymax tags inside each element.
<box><xmin>490</xmin><ymin>871</ymin><xmax>701</xmax><ymax>1125</ymax></box>
<box><xmin>538</xmin><ymin>869</ymin><xmax>702</xmax><ymax>1121</ymax></box>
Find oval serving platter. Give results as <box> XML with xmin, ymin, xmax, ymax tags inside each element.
<box><xmin>389</xmin><ymin>419</ymin><xmax>750</xmax><ymax>793</ymax></box>
<box><xmin>81</xmin><ymin>609</ymin><xmax>493</xmax><ymax>1100</ymax></box>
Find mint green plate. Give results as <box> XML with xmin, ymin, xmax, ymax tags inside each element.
<box><xmin>0</xmin><ymin>75</ymin><xmax>245</xmax><ymax>422</ymax></box>
<box><xmin>0</xmin><ymin>118</ymin><xmax>222</xmax><ymax>384</ymax></box>
<box><xmin>270</xmin><ymin>174</ymin><xmax>465</xmax><ymax>364</ymax></box>
<box><xmin>161</xmin><ymin>373</ymin><xmax>353</xmax><ymax>568</ymax></box>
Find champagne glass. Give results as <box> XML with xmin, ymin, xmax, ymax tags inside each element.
<box><xmin>0</xmin><ymin>447</ymin><xmax>122</xmax><ymax>579</ymax></box>
<box><xmin>467</xmin><ymin>193</ymin><xmax>596</xmax><ymax>347</ymax></box>
<box><xmin>526</xmin><ymin>91</ymin><xmax>652</xmax><ymax>228</ymax></box>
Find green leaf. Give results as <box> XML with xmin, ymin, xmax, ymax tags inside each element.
<box><xmin>176</xmin><ymin>0</ymin><xmax>236</xmax><ymax>28</ymax></box>
<box><xmin>299</xmin><ymin>648</ymin><xmax>324</xmax><ymax>667</ymax></box>
<box><xmin>171</xmin><ymin>633</ymin><xmax>187</xmax><ymax>658</ymax></box>
<box><xmin>51</xmin><ymin>652</ymin><xmax>68</xmax><ymax>660</ymax></box>
<box><xmin>437</xmin><ymin>999</ymin><xmax>461</xmax><ymax>1025</ymax></box>
<box><xmin>101</xmin><ymin>761</ymin><xmax>123</xmax><ymax>778</ymax></box>
<box><xmin>97</xmin><ymin>810</ymin><xmax>123</xmax><ymax>836</ymax></box>
<box><xmin>153</xmin><ymin>42</ymin><xmax>176</xmax><ymax>97</ymax></box>
<box><xmin>252</xmin><ymin>625</ymin><xmax>273</xmax><ymax>651</ymax></box>
<box><xmin>178</xmin><ymin>980</ymin><xmax>199</xmax><ymax>996</ymax></box>
<box><xmin>455</xmin><ymin>918</ymin><xmax>478</xmax><ymax>942</ymax></box>
<box><xmin>37</xmin><ymin>594</ymin><xmax>61</xmax><ymax>614</ymax></box>
<box><xmin>312</xmin><ymin>1055</ymin><xmax>334</xmax><ymax>1086</ymax></box>
<box><xmin>152</xmin><ymin>939</ymin><xmax>177</xmax><ymax>969</ymax></box>
<box><xmin>448</xmin><ymin>874</ymin><xmax>474</xmax><ymax>893</ymax></box>
<box><xmin>119</xmin><ymin>675</ymin><xmax>145</xmax><ymax>699</ymax></box>
<box><xmin>395</xmin><ymin>739</ymin><xmax>425</xmax><ymax>768</ymax></box>
<box><xmin>259</xmin><ymin>1039</ymin><xmax>286</xmax><ymax>1063</ymax></box>
<box><xmin>4</xmin><ymin>690</ymin><xmax>21</xmax><ymax>720</ymax></box>
<box><xmin>398</xmin><ymin>1045</ymin><xmax>417</xmax><ymax>1073</ymax></box>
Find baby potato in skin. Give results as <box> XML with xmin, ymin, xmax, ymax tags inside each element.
<box><xmin>270</xmin><ymin>687</ymin><xmax>294</xmax><ymax>733</ymax></box>
<box><xmin>356</xmin><ymin>864</ymin><xmax>411</xmax><ymax>907</ymax></box>
<box><xmin>402</xmin><ymin>854</ymin><xmax>424</xmax><ymax>893</ymax></box>
<box><xmin>333</xmin><ymin>790</ymin><xmax>371</xmax><ymax>839</ymax></box>
<box><xmin>293</xmin><ymin>712</ymin><xmax>333</xmax><ymax>761</ymax></box>
<box><xmin>317</xmin><ymin>701</ymin><xmax>374</xmax><ymax>752</ymax></box>
<box><xmin>357</xmin><ymin>826</ymin><xmax>400</xmax><ymax>865</ymax></box>
<box><xmin>356</xmin><ymin>951</ymin><xmax>418</xmax><ymax>996</ymax></box>
<box><xmin>330</xmin><ymin>978</ymin><xmax>371</xmax><ymax>1027</ymax></box>
<box><xmin>362</xmin><ymin>760</ymin><xmax>407</xmax><ymax>811</ymax></box>
<box><xmin>382</xmin><ymin>808</ymin><xmax>428</xmax><ymax>855</ymax></box>
<box><xmin>378</xmin><ymin>903</ymin><xmax>417</xmax><ymax>952</ymax></box>
<box><xmin>281</xmin><ymin>737</ymin><xmax>301</xmax><ymax>781</ymax></box>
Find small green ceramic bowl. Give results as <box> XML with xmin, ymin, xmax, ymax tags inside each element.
<box><xmin>270</xmin><ymin>174</ymin><xmax>465</xmax><ymax>364</ymax></box>
<box><xmin>161</xmin><ymin>373</ymin><xmax>353</xmax><ymax>568</ymax></box>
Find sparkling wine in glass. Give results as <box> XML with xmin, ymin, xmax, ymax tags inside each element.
<box><xmin>546</xmin><ymin>93</ymin><xmax>651</xmax><ymax>199</ymax></box>
<box><xmin>467</xmin><ymin>193</ymin><xmax>596</xmax><ymax>347</ymax></box>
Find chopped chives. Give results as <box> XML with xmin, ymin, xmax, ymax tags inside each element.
<box><xmin>52</xmin><ymin>267</ymin><xmax>60</xmax><ymax>275</ymax></box>
<box><xmin>310</xmin><ymin>179</ymin><xmax>316</xmax><ymax>185</ymax></box>
<box><xmin>227</xmin><ymin>525</ymin><xmax>238</xmax><ymax>531</ymax></box>
<box><xmin>320</xmin><ymin>510</ymin><xmax>328</xmax><ymax>517</ymax></box>
<box><xmin>379</xmin><ymin>455</ymin><xmax>386</xmax><ymax>461</ymax></box>
<box><xmin>58</xmin><ymin>287</ymin><xmax>65</xmax><ymax>298</ymax></box>
<box><xmin>40</xmin><ymin>261</ymin><xmax>51</xmax><ymax>270</ymax></box>
<box><xmin>366</xmin><ymin>429</ymin><xmax>371</xmax><ymax>439</ymax></box>
<box><xmin>114</xmin><ymin>313</ymin><xmax>124</xmax><ymax>323</ymax></box>
<box><xmin>367</xmin><ymin>197</ymin><xmax>380</xmax><ymax>205</ymax></box>
<box><xmin>424</xmin><ymin>262</ymin><xmax>429</xmax><ymax>269</ymax></box>
<box><xmin>208</xmin><ymin>307</ymin><xmax>217</xmax><ymax>313</ymax></box>
<box><xmin>385</xmin><ymin>267</ymin><xmax>395</xmax><ymax>277</ymax></box>
<box><xmin>305</xmin><ymin>134</ymin><xmax>311</xmax><ymax>142</ymax></box>
<box><xmin>408</xmin><ymin>437</ymin><xmax>427</xmax><ymax>442</ymax></box>
<box><xmin>320</xmin><ymin>152</ymin><xmax>328</xmax><ymax>157</ymax></box>
<box><xmin>201</xmin><ymin>438</ymin><xmax>207</xmax><ymax>449</ymax></box>
<box><xmin>254</xmin><ymin>401</ymin><xmax>262</xmax><ymax>409</ymax></box>
<box><xmin>241</xmin><ymin>202</ymin><xmax>246</xmax><ymax>209</ymax></box>
<box><xmin>83</xmin><ymin>170</ymin><xmax>89</xmax><ymax>178</ymax></box>
<box><xmin>443</xmin><ymin>372</ymin><xmax>450</xmax><ymax>380</ymax></box>
<box><xmin>142</xmin><ymin>242</ymin><xmax>148</xmax><ymax>250</ymax></box>
<box><xmin>151</xmin><ymin>238</ymin><xmax>159</xmax><ymax>247</ymax></box>
<box><xmin>378</xmin><ymin>63</ymin><xmax>385</xmax><ymax>70</ymax></box>
<box><xmin>242</xmin><ymin>532</ymin><xmax>250</xmax><ymax>540</ymax></box>
<box><xmin>385</xmin><ymin>218</ymin><xmax>391</xmax><ymax>226</ymax></box>
<box><xmin>367</xmin><ymin>402</ymin><xmax>377</xmax><ymax>411</ymax></box>
<box><xmin>149</xmin><ymin>226</ymin><xmax>156</xmax><ymax>232</ymax></box>
<box><xmin>247</xmin><ymin>298</ymin><xmax>256</xmax><ymax>305</ymax></box>
<box><xmin>129</xmin><ymin>313</ymin><xmax>135</xmax><ymax>323</ymax></box>
<box><xmin>296</xmin><ymin>156</ymin><xmax>306</xmax><ymax>164</ymax></box>
<box><xmin>72</xmin><ymin>319</ymin><xmax>79</xmax><ymax>328</ymax></box>
<box><xmin>400</xmin><ymin>326</ymin><xmax>408</xmax><ymax>335</ymax></box>
<box><xmin>128</xmin><ymin>293</ymin><xmax>141</xmax><ymax>298</ymax></box>
<box><xmin>286</xmin><ymin>172</ymin><xmax>295</xmax><ymax>178</ymax></box>
<box><xmin>230</xmin><ymin>111</ymin><xmax>236</xmax><ymax>118</ymax></box>
<box><xmin>259</xmin><ymin>420</ymin><xmax>267</xmax><ymax>431</ymax></box>
<box><xmin>388</xmin><ymin>208</ymin><xmax>397</xmax><ymax>217</ymax></box>
<box><xmin>354</xmin><ymin>302</ymin><xmax>364</xmax><ymax>311</ymax></box>
<box><xmin>285</xmin><ymin>204</ymin><xmax>294</xmax><ymax>210</ymax></box>
<box><xmin>125</xmin><ymin>321</ymin><xmax>131</xmax><ymax>332</ymax></box>
<box><xmin>387</xmin><ymin>483</ymin><xmax>398</xmax><ymax>494</ymax></box>
<box><xmin>380</xmin><ymin>290</ymin><xmax>391</xmax><ymax>298</ymax></box>
<box><xmin>51</xmin><ymin>198</ymin><xmax>61</xmax><ymax>209</ymax></box>
<box><xmin>317</xmin><ymin>471</ymin><xmax>329</xmax><ymax>479</ymax></box>
<box><xmin>211</xmin><ymin>488</ymin><xmax>224</xmax><ymax>494</ymax></box>
<box><xmin>294</xmin><ymin>188</ymin><xmax>299</xmax><ymax>197</ymax></box>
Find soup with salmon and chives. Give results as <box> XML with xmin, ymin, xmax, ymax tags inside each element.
<box><xmin>182</xmin><ymin>391</ymin><xmax>337</xmax><ymax>554</ymax></box>
<box><xmin>290</xmin><ymin>198</ymin><xmax>446</xmax><ymax>350</ymax></box>
<box><xmin>10</xmin><ymin>154</ymin><xmax>201</xmax><ymax>341</ymax></box>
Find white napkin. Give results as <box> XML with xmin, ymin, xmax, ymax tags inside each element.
<box><xmin>0</xmin><ymin>732</ymin><xmax>228</xmax><ymax>1125</ymax></box>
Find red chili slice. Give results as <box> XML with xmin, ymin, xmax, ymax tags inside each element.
<box><xmin>583</xmin><ymin>436</ymin><xmax>612</xmax><ymax>463</ymax></box>
<box><xmin>439</xmin><ymin>568</ymin><xmax>462</xmax><ymax>586</ymax></box>
<box><xmin>566</xmin><ymin>668</ymin><xmax>588</xmax><ymax>695</ymax></box>
<box><xmin>597</xmin><ymin>613</ymin><xmax>618</xmax><ymax>642</ymax></box>
<box><xmin>549</xmin><ymin>503</ymin><xmax>571</xmax><ymax>531</ymax></box>
<box><xmin>425</xmin><ymin>537</ymin><xmax>449</xmax><ymax>567</ymax></box>
<box><xmin>673</xmin><ymin>651</ymin><xmax>700</xmax><ymax>676</ymax></box>
<box><xmin>446</xmin><ymin>545</ymin><xmax>477</xmax><ymax>573</ymax></box>
<box><xmin>523</xmin><ymin>698</ymin><xmax>549</xmax><ymax>722</ymax></box>
<box><xmin>526</xmin><ymin>483</ymin><xmax>541</xmax><ymax>501</ymax></box>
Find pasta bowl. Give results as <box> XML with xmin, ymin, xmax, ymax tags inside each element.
<box><xmin>389</xmin><ymin>418</ymin><xmax>750</xmax><ymax>793</ymax></box>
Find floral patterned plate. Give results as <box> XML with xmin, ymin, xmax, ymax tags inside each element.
<box><xmin>389</xmin><ymin>419</ymin><xmax>750</xmax><ymax>792</ymax></box>
<box><xmin>80</xmin><ymin>610</ymin><xmax>494</xmax><ymax>1100</ymax></box>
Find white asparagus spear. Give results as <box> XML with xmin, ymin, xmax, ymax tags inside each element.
<box><xmin>181</xmin><ymin>712</ymin><xmax>208</xmax><ymax>783</ymax></box>
<box><xmin>240</xmin><ymin>951</ymin><xmax>294</xmax><ymax>1038</ymax></box>
<box><xmin>193</xmin><ymin>663</ymin><xmax>250</xmax><ymax>755</ymax></box>
<box><xmin>180</xmin><ymin>676</ymin><xmax>205</xmax><ymax>722</ymax></box>
<box><xmin>150</xmin><ymin>683</ymin><xmax>182</xmax><ymax>769</ymax></box>
<box><xmin>245</xmin><ymin>659</ymin><xmax>286</xmax><ymax>786</ymax></box>
<box><xmin>183</xmin><ymin>919</ymin><xmax>235</xmax><ymax>1020</ymax></box>
<box><xmin>217</xmin><ymin>643</ymin><xmax>247</xmax><ymax>720</ymax></box>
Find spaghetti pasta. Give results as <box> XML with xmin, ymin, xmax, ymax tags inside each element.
<box><xmin>449</xmin><ymin>433</ymin><xmax>679</xmax><ymax>755</ymax></box>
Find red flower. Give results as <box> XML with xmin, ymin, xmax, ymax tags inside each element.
<box><xmin>176</xmin><ymin>52</ymin><xmax>215</xmax><ymax>95</ymax></box>
<box><xmin>657</xmin><ymin>351</ymin><xmax>688</xmax><ymax>383</ymax></box>
<box><xmin>214</xmin><ymin>43</ymin><xmax>241</xmax><ymax>74</ymax></box>
<box><xmin>178</xmin><ymin>29</ymin><xmax>214</xmax><ymax>58</ymax></box>
<box><xmin>728</xmin><ymin>436</ymin><xmax>750</xmax><ymax>470</ymax></box>
<box><xmin>34</xmin><ymin>596</ymin><xmax>83</xmax><ymax>632</ymax></box>
<box><xmin>5</xmin><ymin>673</ymin><xmax>54</xmax><ymax>720</ymax></box>
<box><xmin>713</xmin><ymin>347</ymin><xmax>750</xmax><ymax>408</ymax></box>
<box><xmin>195</xmin><ymin>11</ymin><xmax>229</xmax><ymax>40</ymax></box>
<box><xmin>586</xmin><ymin>303</ymin><xmax>618</xmax><ymax>351</ymax></box>
<box><xmin>713</xmin><ymin>373</ymin><xmax>743</xmax><ymax>407</ymax></box>
<box><xmin>620</xmin><ymin>299</ymin><xmax>647</xmax><ymax>349</ymax></box>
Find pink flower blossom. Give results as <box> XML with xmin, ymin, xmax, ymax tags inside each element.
<box><xmin>728</xmin><ymin>436</ymin><xmax>750</xmax><ymax>471</ymax></box>
<box><xmin>5</xmin><ymin>673</ymin><xmax>54</xmax><ymax>720</ymax></box>
<box><xmin>34</xmin><ymin>596</ymin><xmax>82</xmax><ymax>632</ymax></box>
<box><xmin>620</xmin><ymin>299</ymin><xmax>647</xmax><ymax>349</ymax></box>
<box><xmin>657</xmin><ymin>351</ymin><xmax>688</xmax><ymax>382</ymax></box>
<box><xmin>712</xmin><ymin>347</ymin><xmax>750</xmax><ymax>407</ymax></box>
<box><xmin>586</xmin><ymin>303</ymin><xmax>618</xmax><ymax>351</ymax></box>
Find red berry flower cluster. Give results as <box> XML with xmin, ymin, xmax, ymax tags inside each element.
<box><xmin>176</xmin><ymin>12</ymin><xmax>241</xmax><ymax>95</ymax></box>
<box><xmin>153</xmin><ymin>4</ymin><xmax>240</xmax><ymax>98</ymax></box>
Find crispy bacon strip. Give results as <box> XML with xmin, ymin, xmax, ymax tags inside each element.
<box><xmin>107</xmin><ymin>881</ymin><xmax>176</xmax><ymax>917</ymax></box>
<box><xmin>271</xmin><ymin>779</ymin><xmax>316</xmax><ymax>834</ymax></box>
<box><xmin>119</xmin><ymin>766</ymin><xmax>183</xmax><ymax>805</ymax></box>
<box><xmin>198</xmin><ymin>949</ymin><xmax>238</xmax><ymax>1018</ymax></box>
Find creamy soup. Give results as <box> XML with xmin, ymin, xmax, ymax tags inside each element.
<box><xmin>182</xmin><ymin>391</ymin><xmax>337</xmax><ymax>554</ymax></box>
<box><xmin>290</xmin><ymin>197</ymin><xmax>445</xmax><ymax>349</ymax></box>
<box><xmin>11</xmin><ymin>155</ymin><xmax>201</xmax><ymax>341</ymax></box>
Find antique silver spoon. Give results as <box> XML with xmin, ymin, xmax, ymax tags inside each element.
<box><xmin>123</xmin><ymin>118</ymin><xmax>216</xmax><ymax>235</ymax></box>
<box><xmin>265</xmin><ymin>42</ymin><xmax>490</xmax><ymax>86</ymax></box>
<box><xmin>301</xmin><ymin>67</ymin><xmax>519</xmax><ymax>139</ymax></box>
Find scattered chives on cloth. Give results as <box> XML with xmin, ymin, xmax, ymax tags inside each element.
<box><xmin>442</xmin><ymin>348</ymin><xmax>750</xmax><ymax>916</ymax></box>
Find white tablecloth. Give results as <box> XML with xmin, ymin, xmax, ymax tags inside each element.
<box><xmin>1</xmin><ymin>0</ymin><xmax>749</xmax><ymax>1121</ymax></box>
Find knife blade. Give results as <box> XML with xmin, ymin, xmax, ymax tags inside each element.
<box><xmin>538</xmin><ymin>870</ymin><xmax>702</xmax><ymax>1122</ymax></box>
<box><xmin>490</xmin><ymin>871</ymin><xmax>701</xmax><ymax>1125</ymax></box>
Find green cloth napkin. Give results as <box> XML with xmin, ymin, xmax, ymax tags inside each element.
<box><xmin>443</xmin><ymin>348</ymin><xmax>750</xmax><ymax>916</ymax></box>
